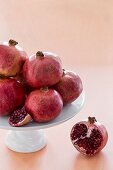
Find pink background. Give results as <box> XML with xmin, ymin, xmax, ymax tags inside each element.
<box><xmin>0</xmin><ymin>0</ymin><xmax>113</xmax><ymax>170</ymax></box>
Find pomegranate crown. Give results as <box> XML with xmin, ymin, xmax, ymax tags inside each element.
<box><xmin>88</xmin><ymin>116</ymin><xmax>97</xmax><ymax>124</ymax></box>
<box><xmin>9</xmin><ymin>39</ymin><xmax>18</xmax><ymax>46</ymax></box>
<box><xmin>36</xmin><ymin>51</ymin><xmax>44</xmax><ymax>59</ymax></box>
<box><xmin>40</xmin><ymin>87</ymin><xmax>48</xmax><ymax>91</ymax></box>
<box><xmin>62</xmin><ymin>69</ymin><xmax>66</xmax><ymax>76</ymax></box>
<box><xmin>0</xmin><ymin>74</ymin><xmax>5</xmax><ymax>79</ymax></box>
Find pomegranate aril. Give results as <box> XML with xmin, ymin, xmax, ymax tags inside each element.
<box><xmin>10</xmin><ymin>107</ymin><xmax>27</xmax><ymax>124</ymax></box>
<box><xmin>71</xmin><ymin>123</ymin><xmax>87</xmax><ymax>140</ymax></box>
<box><xmin>74</xmin><ymin>128</ymin><xmax>103</xmax><ymax>155</ymax></box>
<box><xmin>86</xmin><ymin>150</ymin><xmax>93</xmax><ymax>155</ymax></box>
<box><xmin>77</xmin><ymin>138</ymin><xmax>88</xmax><ymax>148</ymax></box>
<box><xmin>90</xmin><ymin>129</ymin><xmax>102</xmax><ymax>139</ymax></box>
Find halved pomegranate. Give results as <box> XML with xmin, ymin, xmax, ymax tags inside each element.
<box><xmin>70</xmin><ymin>117</ymin><xmax>108</xmax><ymax>156</ymax></box>
<box><xmin>9</xmin><ymin>107</ymin><xmax>32</xmax><ymax>127</ymax></box>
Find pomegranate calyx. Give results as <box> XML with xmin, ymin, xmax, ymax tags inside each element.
<box><xmin>88</xmin><ymin>116</ymin><xmax>97</xmax><ymax>124</ymax></box>
<box><xmin>9</xmin><ymin>39</ymin><xmax>18</xmax><ymax>46</ymax></box>
<box><xmin>36</xmin><ymin>51</ymin><xmax>44</xmax><ymax>59</ymax></box>
<box><xmin>62</xmin><ymin>69</ymin><xmax>66</xmax><ymax>76</ymax></box>
<box><xmin>0</xmin><ymin>74</ymin><xmax>5</xmax><ymax>79</ymax></box>
<box><xmin>40</xmin><ymin>86</ymin><xmax>48</xmax><ymax>92</ymax></box>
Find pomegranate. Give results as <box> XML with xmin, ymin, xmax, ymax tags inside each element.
<box><xmin>23</xmin><ymin>51</ymin><xmax>63</xmax><ymax>88</ymax></box>
<box><xmin>0</xmin><ymin>39</ymin><xmax>27</xmax><ymax>77</ymax></box>
<box><xmin>9</xmin><ymin>107</ymin><xmax>32</xmax><ymax>127</ymax></box>
<box><xmin>70</xmin><ymin>117</ymin><xmax>108</xmax><ymax>156</ymax></box>
<box><xmin>14</xmin><ymin>73</ymin><xmax>35</xmax><ymax>95</ymax></box>
<box><xmin>0</xmin><ymin>78</ymin><xmax>25</xmax><ymax>116</ymax></box>
<box><xmin>53</xmin><ymin>70</ymin><xmax>83</xmax><ymax>105</ymax></box>
<box><xmin>25</xmin><ymin>87</ymin><xmax>63</xmax><ymax>122</ymax></box>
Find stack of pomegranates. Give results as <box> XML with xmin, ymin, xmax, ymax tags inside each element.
<box><xmin>0</xmin><ymin>39</ymin><xmax>108</xmax><ymax>156</ymax></box>
<box><xmin>0</xmin><ymin>39</ymin><xmax>83</xmax><ymax>126</ymax></box>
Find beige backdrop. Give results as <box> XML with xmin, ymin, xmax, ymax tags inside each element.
<box><xmin>0</xmin><ymin>1</ymin><xmax>113</xmax><ymax>170</ymax></box>
<box><xmin>0</xmin><ymin>0</ymin><xmax>113</xmax><ymax>67</ymax></box>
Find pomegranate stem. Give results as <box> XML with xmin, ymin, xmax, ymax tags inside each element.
<box><xmin>36</xmin><ymin>51</ymin><xmax>44</xmax><ymax>59</ymax></box>
<box><xmin>88</xmin><ymin>116</ymin><xmax>97</xmax><ymax>124</ymax></box>
<box><xmin>40</xmin><ymin>87</ymin><xmax>48</xmax><ymax>91</ymax></box>
<box><xmin>9</xmin><ymin>39</ymin><xmax>18</xmax><ymax>46</ymax></box>
<box><xmin>0</xmin><ymin>74</ymin><xmax>4</xmax><ymax>78</ymax></box>
<box><xmin>62</xmin><ymin>69</ymin><xmax>65</xmax><ymax>76</ymax></box>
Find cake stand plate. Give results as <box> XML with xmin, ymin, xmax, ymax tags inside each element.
<box><xmin>0</xmin><ymin>92</ymin><xmax>85</xmax><ymax>153</ymax></box>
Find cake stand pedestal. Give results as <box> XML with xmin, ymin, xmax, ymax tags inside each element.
<box><xmin>0</xmin><ymin>92</ymin><xmax>85</xmax><ymax>153</ymax></box>
<box><xmin>5</xmin><ymin>130</ymin><xmax>47</xmax><ymax>153</ymax></box>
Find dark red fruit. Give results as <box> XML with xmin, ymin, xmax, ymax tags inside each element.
<box><xmin>9</xmin><ymin>107</ymin><xmax>32</xmax><ymax>127</ymax></box>
<box><xmin>53</xmin><ymin>70</ymin><xmax>83</xmax><ymax>105</ymax></box>
<box><xmin>14</xmin><ymin>73</ymin><xmax>35</xmax><ymax>95</ymax></box>
<box><xmin>0</xmin><ymin>39</ymin><xmax>27</xmax><ymax>77</ymax></box>
<box><xmin>0</xmin><ymin>78</ymin><xmax>25</xmax><ymax>116</ymax></box>
<box><xmin>25</xmin><ymin>87</ymin><xmax>63</xmax><ymax>122</ymax></box>
<box><xmin>70</xmin><ymin>117</ymin><xmax>108</xmax><ymax>156</ymax></box>
<box><xmin>23</xmin><ymin>51</ymin><xmax>63</xmax><ymax>88</ymax></box>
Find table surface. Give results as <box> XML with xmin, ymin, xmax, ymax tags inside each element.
<box><xmin>0</xmin><ymin>1</ymin><xmax>113</xmax><ymax>170</ymax></box>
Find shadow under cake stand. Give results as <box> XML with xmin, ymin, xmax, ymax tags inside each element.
<box><xmin>0</xmin><ymin>92</ymin><xmax>85</xmax><ymax>153</ymax></box>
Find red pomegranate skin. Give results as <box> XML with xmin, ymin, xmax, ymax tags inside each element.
<box><xmin>53</xmin><ymin>71</ymin><xmax>83</xmax><ymax>105</ymax></box>
<box><xmin>25</xmin><ymin>88</ymin><xmax>63</xmax><ymax>122</ymax></box>
<box><xmin>14</xmin><ymin>73</ymin><xmax>35</xmax><ymax>95</ymax></box>
<box><xmin>0</xmin><ymin>78</ymin><xmax>25</xmax><ymax>116</ymax></box>
<box><xmin>0</xmin><ymin>40</ymin><xmax>27</xmax><ymax>77</ymax></box>
<box><xmin>70</xmin><ymin>118</ymin><xmax>108</xmax><ymax>156</ymax></box>
<box><xmin>23</xmin><ymin>51</ymin><xmax>63</xmax><ymax>88</ymax></box>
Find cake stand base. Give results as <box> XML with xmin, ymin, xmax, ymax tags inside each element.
<box><xmin>5</xmin><ymin>129</ymin><xmax>47</xmax><ymax>153</ymax></box>
<box><xmin>2</xmin><ymin>92</ymin><xmax>85</xmax><ymax>153</ymax></box>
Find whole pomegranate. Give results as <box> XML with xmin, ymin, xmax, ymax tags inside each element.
<box><xmin>70</xmin><ymin>117</ymin><xmax>108</xmax><ymax>156</ymax></box>
<box><xmin>0</xmin><ymin>78</ymin><xmax>25</xmax><ymax>116</ymax></box>
<box><xmin>0</xmin><ymin>39</ymin><xmax>27</xmax><ymax>77</ymax></box>
<box><xmin>23</xmin><ymin>51</ymin><xmax>63</xmax><ymax>88</ymax></box>
<box><xmin>53</xmin><ymin>70</ymin><xmax>83</xmax><ymax>105</ymax></box>
<box><xmin>25</xmin><ymin>88</ymin><xmax>63</xmax><ymax>122</ymax></box>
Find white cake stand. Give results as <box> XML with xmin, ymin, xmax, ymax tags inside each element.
<box><xmin>0</xmin><ymin>92</ymin><xmax>85</xmax><ymax>153</ymax></box>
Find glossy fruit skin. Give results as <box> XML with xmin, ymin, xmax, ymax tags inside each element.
<box><xmin>0</xmin><ymin>78</ymin><xmax>25</xmax><ymax>116</ymax></box>
<box><xmin>23</xmin><ymin>52</ymin><xmax>63</xmax><ymax>88</ymax></box>
<box><xmin>0</xmin><ymin>40</ymin><xmax>27</xmax><ymax>77</ymax></box>
<box><xmin>70</xmin><ymin>118</ymin><xmax>108</xmax><ymax>156</ymax></box>
<box><xmin>53</xmin><ymin>71</ymin><xmax>83</xmax><ymax>105</ymax></box>
<box><xmin>25</xmin><ymin>88</ymin><xmax>63</xmax><ymax>122</ymax></box>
